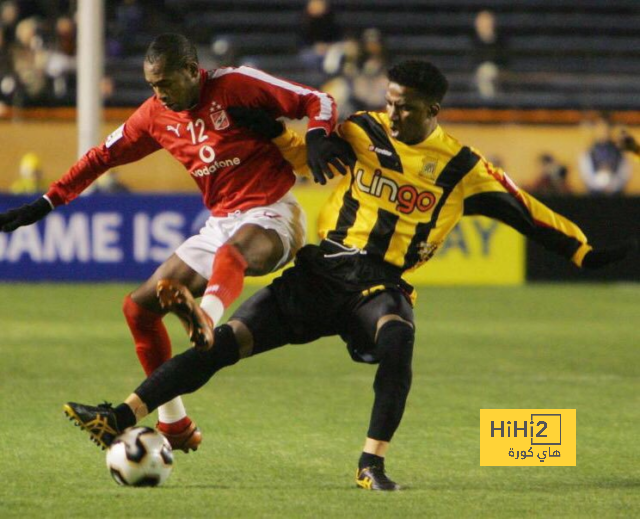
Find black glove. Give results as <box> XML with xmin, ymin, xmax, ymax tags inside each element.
<box><xmin>227</xmin><ymin>106</ymin><xmax>285</xmax><ymax>139</ymax></box>
<box><xmin>0</xmin><ymin>197</ymin><xmax>52</xmax><ymax>232</ymax></box>
<box><xmin>582</xmin><ymin>239</ymin><xmax>638</xmax><ymax>269</ymax></box>
<box><xmin>306</xmin><ymin>128</ymin><xmax>357</xmax><ymax>185</ymax></box>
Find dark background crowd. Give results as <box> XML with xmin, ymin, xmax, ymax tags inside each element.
<box><xmin>1</xmin><ymin>0</ymin><xmax>639</xmax><ymax>197</ymax></box>
<box><xmin>1</xmin><ymin>0</ymin><xmax>639</xmax><ymax>111</ymax></box>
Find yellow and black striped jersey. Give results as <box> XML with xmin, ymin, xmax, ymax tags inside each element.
<box><xmin>274</xmin><ymin>111</ymin><xmax>593</xmax><ymax>272</ymax></box>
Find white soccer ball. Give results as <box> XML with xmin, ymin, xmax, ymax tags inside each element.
<box><xmin>106</xmin><ymin>426</ymin><xmax>174</xmax><ymax>487</ymax></box>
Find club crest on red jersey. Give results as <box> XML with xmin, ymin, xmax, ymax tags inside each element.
<box><xmin>208</xmin><ymin>100</ymin><xmax>229</xmax><ymax>130</ymax></box>
<box><xmin>210</xmin><ymin>110</ymin><xmax>230</xmax><ymax>130</ymax></box>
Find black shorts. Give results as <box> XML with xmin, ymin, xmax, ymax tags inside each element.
<box><xmin>231</xmin><ymin>243</ymin><xmax>415</xmax><ymax>364</ymax></box>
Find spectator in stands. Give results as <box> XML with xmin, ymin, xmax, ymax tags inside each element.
<box><xmin>322</xmin><ymin>29</ymin><xmax>389</xmax><ymax>117</ymax></box>
<box><xmin>0</xmin><ymin>25</ymin><xmax>16</xmax><ymax>112</ymax></box>
<box><xmin>11</xmin><ymin>16</ymin><xmax>49</xmax><ymax>106</ymax></box>
<box><xmin>210</xmin><ymin>37</ymin><xmax>236</xmax><ymax>68</ymax></box>
<box><xmin>323</xmin><ymin>32</ymin><xmax>359</xmax><ymax>76</ymax></box>
<box><xmin>85</xmin><ymin>170</ymin><xmax>130</xmax><ymax>194</ymax></box>
<box><xmin>351</xmin><ymin>28</ymin><xmax>388</xmax><ymax>111</ymax></box>
<box><xmin>298</xmin><ymin>0</ymin><xmax>343</xmax><ymax>72</ymax></box>
<box><xmin>359</xmin><ymin>28</ymin><xmax>386</xmax><ymax>67</ymax></box>
<box><xmin>527</xmin><ymin>153</ymin><xmax>570</xmax><ymax>196</ymax></box>
<box><xmin>46</xmin><ymin>15</ymin><xmax>76</xmax><ymax>102</ymax></box>
<box><xmin>579</xmin><ymin>114</ymin><xmax>631</xmax><ymax>196</ymax></box>
<box><xmin>0</xmin><ymin>0</ymin><xmax>19</xmax><ymax>48</ymax></box>
<box><xmin>10</xmin><ymin>152</ymin><xmax>45</xmax><ymax>193</ymax></box>
<box><xmin>320</xmin><ymin>34</ymin><xmax>360</xmax><ymax>118</ymax></box>
<box><xmin>471</xmin><ymin>10</ymin><xmax>509</xmax><ymax>99</ymax></box>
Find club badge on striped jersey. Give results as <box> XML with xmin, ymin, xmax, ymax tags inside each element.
<box><xmin>417</xmin><ymin>240</ymin><xmax>439</xmax><ymax>262</ymax></box>
<box><xmin>420</xmin><ymin>157</ymin><xmax>438</xmax><ymax>180</ymax></box>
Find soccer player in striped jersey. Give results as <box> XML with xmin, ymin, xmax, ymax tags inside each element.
<box><xmin>64</xmin><ymin>61</ymin><xmax>635</xmax><ymax>490</ymax></box>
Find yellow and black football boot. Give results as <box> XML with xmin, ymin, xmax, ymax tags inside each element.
<box><xmin>356</xmin><ymin>463</ymin><xmax>400</xmax><ymax>491</ymax></box>
<box><xmin>63</xmin><ymin>402</ymin><xmax>122</xmax><ymax>450</ymax></box>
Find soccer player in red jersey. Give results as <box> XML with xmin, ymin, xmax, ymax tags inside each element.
<box><xmin>0</xmin><ymin>34</ymin><xmax>354</xmax><ymax>452</ymax></box>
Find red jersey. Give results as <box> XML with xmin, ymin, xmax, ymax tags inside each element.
<box><xmin>46</xmin><ymin>67</ymin><xmax>337</xmax><ymax>215</ymax></box>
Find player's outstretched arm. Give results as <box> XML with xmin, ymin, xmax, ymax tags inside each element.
<box><xmin>462</xmin><ymin>158</ymin><xmax>636</xmax><ymax>269</ymax></box>
<box><xmin>0</xmin><ymin>196</ymin><xmax>53</xmax><ymax>232</ymax></box>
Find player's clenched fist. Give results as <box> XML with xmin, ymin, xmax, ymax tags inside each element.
<box><xmin>0</xmin><ymin>197</ymin><xmax>52</xmax><ymax>232</ymax></box>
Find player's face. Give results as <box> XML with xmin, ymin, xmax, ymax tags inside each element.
<box><xmin>385</xmin><ymin>82</ymin><xmax>439</xmax><ymax>145</ymax></box>
<box><xmin>144</xmin><ymin>58</ymin><xmax>200</xmax><ymax>112</ymax></box>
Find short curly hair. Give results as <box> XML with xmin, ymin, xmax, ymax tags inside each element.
<box><xmin>387</xmin><ymin>60</ymin><xmax>449</xmax><ymax>103</ymax></box>
<box><xmin>145</xmin><ymin>33</ymin><xmax>198</xmax><ymax>71</ymax></box>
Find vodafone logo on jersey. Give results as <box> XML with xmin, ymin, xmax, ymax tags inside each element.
<box><xmin>191</xmin><ymin>153</ymin><xmax>242</xmax><ymax>178</ymax></box>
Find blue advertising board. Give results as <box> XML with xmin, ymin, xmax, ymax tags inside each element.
<box><xmin>0</xmin><ymin>194</ymin><xmax>210</xmax><ymax>281</ymax></box>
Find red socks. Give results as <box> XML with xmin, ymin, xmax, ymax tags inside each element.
<box><xmin>205</xmin><ymin>244</ymin><xmax>248</xmax><ymax>308</ymax></box>
<box><xmin>122</xmin><ymin>295</ymin><xmax>172</xmax><ymax>376</ymax></box>
<box><xmin>156</xmin><ymin>416</ymin><xmax>192</xmax><ymax>435</ymax></box>
<box><xmin>123</xmin><ymin>244</ymin><xmax>246</xmax><ymax>377</ymax></box>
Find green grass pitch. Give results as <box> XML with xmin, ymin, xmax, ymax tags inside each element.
<box><xmin>0</xmin><ymin>283</ymin><xmax>638</xmax><ymax>518</ymax></box>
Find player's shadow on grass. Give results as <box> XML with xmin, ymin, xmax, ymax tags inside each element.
<box><xmin>163</xmin><ymin>482</ymin><xmax>416</xmax><ymax>491</ymax></box>
<box><xmin>161</xmin><ymin>483</ymin><xmax>234</xmax><ymax>490</ymax></box>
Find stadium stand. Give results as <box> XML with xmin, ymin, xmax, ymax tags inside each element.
<box><xmin>1</xmin><ymin>0</ymin><xmax>639</xmax><ymax>110</ymax></box>
<box><xmin>158</xmin><ymin>0</ymin><xmax>640</xmax><ymax>110</ymax></box>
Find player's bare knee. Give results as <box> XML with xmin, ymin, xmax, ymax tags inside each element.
<box><xmin>228</xmin><ymin>226</ymin><xmax>283</xmax><ymax>275</ymax></box>
<box><xmin>127</xmin><ymin>286</ymin><xmax>164</xmax><ymax>315</ymax></box>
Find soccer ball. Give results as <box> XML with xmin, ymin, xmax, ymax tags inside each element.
<box><xmin>106</xmin><ymin>427</ymin><xmax>174</xmax><ymax>487</ymax></box>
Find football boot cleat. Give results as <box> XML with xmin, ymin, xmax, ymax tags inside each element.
<box><xmin>156</xmin><ymin>279</ymin><xmax>214</xmax><ymax>350</ymax></box>
<box><xmin>63</xmin><ymin>402</ymin><xmax>121</xmax><ymax>450</ymax></box>
<box><xmin>356</xmin><ymin>463</ymin><xmax>401</xmax><ymax>491</ymax></box>
<box><xmin>156</xmin><ymin>419</ymin><xmax>202</xmax><ymax>453</ymax></box>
